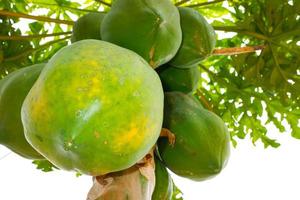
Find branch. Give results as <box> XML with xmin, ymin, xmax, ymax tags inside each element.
<box><xmin>24</xmin><ymin>1</ymin><xmax>103</xmax><ymax>13</ymax></box>
<box><xmin>212</xmin><ymin>45</ymin><xmax>266</xmax><ymax>56</ymax></box>
<box><xmin>3</xmin><ymin>36</ymin><xmax>71</xmax><ymax>62</ymax></box>
<box><xmin>175</xmin><ymin>0</ymin><xmax>191</xmax><ymax>6</ymax></box>
<box><xmin>0</xmin><ymin>32</ymin><xmax>72</xmax><ymax>41</ymax></box>
<box><xmin>0</xmin><ymin>10</ymin><xmax>74</xmax><ymax>25</ymax></box>
<box><xmin>213</xmin><ymin>26</ymin><xmax>269</xmax><ymax>41</ymax></box>
<box><xmin>95</xmin><ymin>0</ymin><xmax>111</xmax><ymax>7</ymax></box>
<box><xmin>186</xmin><ymin>0</ymin><xmax>225</xmax><ymax>8</ymax></box>
<box><xmin>196</xmin><ymin>89</ymin><xmax>213</xmax><ymax>112</ymax></box>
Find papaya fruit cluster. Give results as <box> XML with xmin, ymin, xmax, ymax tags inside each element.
<box><xmin>0</xmin><ymin>0</ymin><xmax>230</xmax><ymax>199</ymax></box>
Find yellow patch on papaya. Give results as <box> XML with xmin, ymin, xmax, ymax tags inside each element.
<box><xmin>112</xmin><ymin>118</ymin><xmax>149</xmax><ymax>153</ymax></box>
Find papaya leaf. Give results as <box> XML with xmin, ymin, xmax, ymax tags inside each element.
<box><xmin>32</xmin><ymin>160</ymin><xmax>58</xmax><ymax>172</ymax></box>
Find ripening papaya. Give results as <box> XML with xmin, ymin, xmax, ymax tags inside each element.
<box><xmin>71</xmin><ymin>12</ymin><xmax>105</xmax><ymax>42</ymax></box>
<box><xmin>152</xmin><ymin>158</ymin><xmax>173</xmax><ymax>200</ymax></box>
<box><xmin>101</xmin><ymin>0</ymin><xmax>182</xmax><ymax>68</ymax></box>
<box><xmin>0</xmin><ymin>64</ymin><xmax>44</xmax><ymax>159</ymax></box>
<box><xmin>169</xmin><ymin>7</ymin><xmax>216</xmax><ymax>68</ymax></box>
<box><xmin>157</xmin><ymin>64</ymin><xmax>200</xmax><ymax>94</ymax></box>
<box><xmin>157</xmin><ymin>92</ymin><xmax>230</xmax><ymax>181</ymax></box>
<box><xmin>21</xmin><ymin>40</ymin><xmax>164</xmax><ymax>176</ymax></box>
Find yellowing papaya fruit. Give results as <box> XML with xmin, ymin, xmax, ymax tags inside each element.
<box><xmin>0</xmin><ymin>64</ymin><xmax>44</xmax><ymax>159</ymax></box>
<box><xmin>170</xmin><ymin>7</ymin><xmax>216</xmax><ymax>68</ymax></box>
<box><xmin>21</xmin><ymin>40</ymin><xmax>164</xmax><ymax>176</ymax></box>
<box><xmin>158</xmin><ymin>92</ymin><xmax>230</xmax><ymax>181</ymax></box>
<box><xmin>101</xmin><ymin>0</ymin><xmax>182</xmax><ymax>68</ymax></box>
<box><xmin>71</xmin><ymin>12</ymin><xmax>105</xmax><ymax>42</ymax></box>
<box><xmin>158</xmin><ymin>65</ymin><xmax>200</xmax><ymax>94</ymax></box>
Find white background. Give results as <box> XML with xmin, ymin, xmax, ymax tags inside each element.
<box><xmin>1</xmin><ymin>127</ymin><xmax>300</xmax><ymax>200</ymax></box>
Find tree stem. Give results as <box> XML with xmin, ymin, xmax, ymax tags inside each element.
<box><xmin>4</xmin><ymin>36</ymin><xmax>71</xmax><ymax>62</ymax></box>
<box><xmin>196</xmin><ymin>89</ymin><xmax>213</xmax><ymax>112</ymax></box>
<box><xmin>212</xmin><ymin>45</ymin><xmax>265</xmax><ymax>55</ymax></box>
<box><xmin>186</xmin><ymin>0</ymin><xmax>225</xmax><ymax>8</ymax></box>
<box><xmin>213</xmin><ymin>26</ymin><xmax>269</xmax><ymax>41</ymax></box>
<box><xmin>175</xmin><ymin>0</ymin><xmax>191</xmax><ymax>6</ymax></box>
<box><xmin>95</xmin><ymin>0</ymin><xmax>112</xmax><ymax>7</ymax></box>
<box><xmin>24</xmin><ymin>1</ymin><xmax>103</xmax><ymax>13</ymax></box>
<box><xmin>0</xmin><ymin>10</ymin><xmax>74</xmax><ymax>25</ymax></box>
<box><xmin>0</xmin><ymin>32</ymin><xmax>72</xmax><ymax>41</ymax></box>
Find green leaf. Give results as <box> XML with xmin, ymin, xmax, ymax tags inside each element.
<box><xmin>32</xmin><ymin>160</ymin><xmax>58</xmax><ymax>172</ymax></box>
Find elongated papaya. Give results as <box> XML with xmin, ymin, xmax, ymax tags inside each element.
<box><xmin>170</xmin><ymin>7</ymin><xmax>216</xmax><ymax>68</ymax></box>
<box><xmin>152</xmin><ymin>158</ymin><xmax>173</xmax><ymax>200</ymax></box>
<box><xmin>21</xmin><ymin>40</ymin><xmax>164</xmax><ymax>176</ymax></box>
<box><xmin>157</xmin><ymin>92</ymin><xmax>230</xmax><ymax>181</ymax></box>
<box><xmin>101</xmin><ymin>0</ymin><xmax>182</xmax><ymax>68</ymax></box>
<box><xmin>71</xmin><ymin>12</ymin><xmax>105</xmax><ymax>42</ymax></box>
<box><xmin>158</xmin><ymin>65</ymin><xmax>200</xmax><ymax>94</ymax></box>
<box><xmin>0</xmin><ymin>64</ymin><xmax>44</xmax><ymax>159</ymax></box>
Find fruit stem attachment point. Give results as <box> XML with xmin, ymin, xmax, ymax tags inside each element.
<box><xmin>160</xmin><ymin>128</ymin><xmax>176</xmax><ymax>146</ymax></box>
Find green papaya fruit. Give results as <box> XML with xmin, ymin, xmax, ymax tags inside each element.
<box><xmin>101</xmin><ymin>0</ymin><xmax>182</xmax><ymax>68</ymax></box>
<box><xmin>158</xmin><ymin>65</ymin><xmax>200</xmax><ymax>94</ymax></box>
<box><xmin>152</xmin><ymin>158</ymin><xmax>173</xmax><ymax>200</ymax></box>
<box><xmin>71</xmin><ymin>12</ymin><xmax>105</xmax><ymax>42</ymax></box>
<box><xmin>0</xmin><ymin>64</ymin><xmax>44</xmax><ymax>159</ymax></box>
<box><xmin>170</xmin><ymin>7</ymin><xmax>216</xmax><ymax>68</ymax></box>
<box><xmin>21</xmin><ymin>40</ymin><xmax>164</xmax><ymax>176</ymax></box>
<box><xmin>157</xmin><ymin>92</ymin><xmax>230</xmax><ymax>181</ymax></box>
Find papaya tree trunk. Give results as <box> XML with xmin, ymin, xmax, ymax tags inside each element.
<box><xmin>87</xmin><ymin>150</ymin><xmax>155</xmax><ymax>200</ymax></box>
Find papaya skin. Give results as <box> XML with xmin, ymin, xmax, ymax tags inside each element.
<box><xmin>170</xmin><ymin>7</ymin><xmax>216</xmax><ymax>68</ymax></box>
<box><xmin>0</xmin><ymin>64</ymin><xmax>44</xmax><ymax>159</ymax></box>
<box><xmin>101</xmin><ymin>0</ymin><xmax>182</xmax><ymax>68</ymax></box>
<box><xmin>158</xmin><ymin>92</ymin><xmax>230</xmax><ymax>181</ymax></box>
<box><xmin>157</xmin><ymin>64</ymin><xmax>200</xmax><ymax>94</ymax></box>
<box><xmin>152</xmin><ymin>157</ymin><xmax>173</xmax><ymax>200</ymax></box>
<box><xmin>71</xmin><ymin>12</ymin><xmax>105</xmax><ymax>43</ymax></box>
<box><xmin>21</xmin><ymin>40</ymin><xmax>164</xmax><ymax>176</ymax></box>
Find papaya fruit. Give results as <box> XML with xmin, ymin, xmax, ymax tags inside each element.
<box><xmin>157</xmin><ymin>65</ymin><xmax>200</xmax><ymax>94</ymax></box>
<box><xmin>157</xmin><ymin>92</ymin><xmax>230</xmax><ymax>181</ymax></box>
<box><xmin>152</xmin><ymin>158</ymin><xmax>173</xmax><ymax>200</ymax></box>
<box><xmin>101</xmin><ymin>0</ymin><xmax>182</xmax><ymax>68</ymax></box>
<box><xmin>169</xmin><ymin>7</ymin><xmax>216</xmax><ymax>68</ymax></box>
<box><xmin>71</xmin><ymin>12</ymin><xmax>105</xmax><ymax>42</ymax></box>
<box><xmin>0</xmin><ymin>64</ymin><xmax>44</xmax><ymax>159</ymax></box>
<box><xmin>21</xmin><ymin>40</ymin><xmax>164</xmax><ymax>176</ymax></box>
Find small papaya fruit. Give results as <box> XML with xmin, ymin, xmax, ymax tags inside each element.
<box><xmin>157</xmin><ymin>92</ymin><xmax>230</xmax><ymax>181</ymax></box>
<box><xmin>71</xmin><ymin>12</ymin><xmax>105</xmax><ymax>42</ymax></box>
<box><xmin>152</xmin><ymin>157</ymin><xmax>173</xmax><ymax>200</ymax></box>
<box><xmin>170</xmin><ymin>7</ymin><xmax>216</xmax><ymax>68</ymax></box>
<box><xmin>101</xmin><ymin>0</ymin><xmax>182</xmax><ymax>68</ymax></box>
<box><xmin>0</xmin><ymin>64</ymin><xmax>44</xmax><ymax>159</ymax></box>
<box><xmin>21</xmin><ymin>40</ymin><xmax>164</xmax><ymax>176</ymax></box>
<box><xmin>158</xmin><ymin>64</ymin><xmax>200</xmax><ymax>94</ymax></box>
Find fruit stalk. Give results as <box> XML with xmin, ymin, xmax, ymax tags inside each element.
<box><xmin>186</xmin><ymin>0</ymin><xmax>226</xmax><ymax>8</ymax></box>
<box><xmin>0</xmin><ymin>32</ymin><xmax>72</xmax><ymax>41</ymax></box>
<box><xmin>3</xmin><ymin>36</ymin><xmax>71</xmax><ymax>62</ymax></box>
<box><xmin>212</xmin><ymin>45</ymin><xmax>266</xmax><ymax>55</ymax></box>
<box><xmin>94</xmin><ymin>0</ymin><xmax>112</xmax><ymax>7</ymax></box>
<box><xmin>0</xmin><ymin>10</ymin><xmax>74</xmax><ymax>25</ymax></box>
